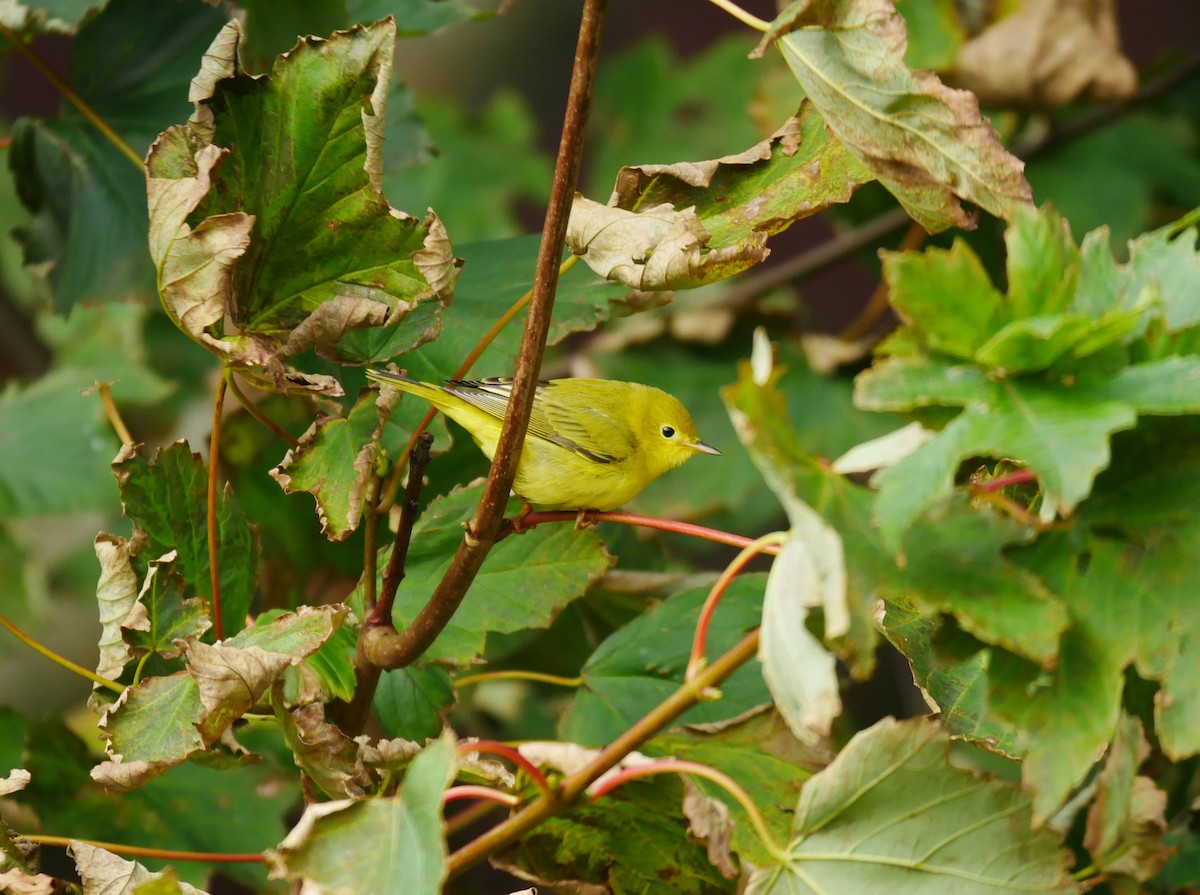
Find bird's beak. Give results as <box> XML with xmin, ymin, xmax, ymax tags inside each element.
<box><xmin>688</xmin><ymin>440</ymin><xmax>721</xmax><ymax>456</ymax></box>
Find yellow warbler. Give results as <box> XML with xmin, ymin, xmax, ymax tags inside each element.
<box><xmin>367</xmin><ymin>371</ymin><xmax>720</xmax><ymax>511</ymax></box>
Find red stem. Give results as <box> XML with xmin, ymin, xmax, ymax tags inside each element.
<box><xmin>442</xmin><ymin>786</ymin><xmax>519</xmax><ymax>807</ymax></box>
<box><xmin>506</xmin><ymin>510</ymin><xmax>783</xmax><ymax>555</ymax></box>
<box><xmin>458</xmin><ymin>740</ymin><xmax>551</xmax><ymax>795</ymax></box>
<box><xmin>976</xmin><ymin>467</ymin><xmax>1037</xmax><ymax>492</ymax></box>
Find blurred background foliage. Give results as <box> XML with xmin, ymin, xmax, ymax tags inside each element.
<box><xmin>2</xmin><ymin>0</ymin><xmax>1200</xmax><ymax>891</ymax></box>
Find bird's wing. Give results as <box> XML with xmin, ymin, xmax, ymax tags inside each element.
<box><xmin>444</xmin><ymin>378</ymin><xmax>630</xmax><ymax>464</ymax></box>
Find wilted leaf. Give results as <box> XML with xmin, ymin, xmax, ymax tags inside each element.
<box><xmin>278</xmin><ymin>703</ymin><xmax>372</xmax><ymax>799</ymax></box>
<box><xmin>559</xmin><ymin>576</ymin><xmax>770</xmax><ymax>745</ymax></box>
<box><xmin>1084</xmin><ymin>713</ymin><xmax>1169</xmax><ymax>883</ymax></box>
<box><xmin>94</xmin><ymin>607</ymin><xmax>345</xmax><ymax>789</ymax></box>
<box><xmin>266</xmin><ymin>735</ymin><xmax>454</xmax><ymax>894</ymax></box>
<box><xmin>93</xmin><ymin>534</ymin><xmax>140</xmax><ymax>687</ymax></box>
<box><xmin>70</xmin><ymin>842</ymin><xmax>210</xmax><ymax>895</ymax></box>
<box><xmin>114</xmin><ymin>441</ymin><xmax>257</xmax><ymax>637</ymax></box>
<box><xmin>758</xmin><ymin>535</ymin><xmax>842</xmax><ymax>745</ymax></box>
<box><xmin>952</xmin><ymin>0</ymin><xmax>1137</xmax><ymax>109</ymax></box>
<box><xmin>745</xmin><ymin>717</ymin><xmax>1075</xmax><ymax>894</ymax></box>
<box><xmin>145</xmin><ymin>17</ymin><xmax>455</xmax><ymax>386</ymax></box>
<box><xmin>758</xmin><ymin>0</ymin><xmax>1033</xmax><ymax>230</ymax></box>
<box><xmin>270</xmin><ymin>388</ymin><xmax>399</xmax><ymax>541</ymax></box>
<box><xmin>568</xmin><ymin>105</ymin><xmax>872</xmax><ymax>290</ymax></box>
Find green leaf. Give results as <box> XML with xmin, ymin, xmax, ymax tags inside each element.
<box><xmin>114</xmin><ymin>441</ymin><xmax>257</xmax><ymax>637</ymax></box>
<box><xmin>494</xmin><ymin>775</ymin><xmax>731</xmax><ymax>895</ymax></box>
<box><xmin>885</xmin><ymin>240</ymin><xmax>1006</xmax><ymax>361</ymax></box>
<box><xmin>9</xmin><ymin>0</ymin><xmax>228</xmax><ymax>310</ymax></box>
<box><xmin>0</xmin><ymin>370</ymin><xmax>119</xmax><ymax>517</ymax></box>
<box><xmin>362</xmin><ymin>483</ymin><xmax>610</xmax><ymax>663</ymax></box>
<box><xmin>559</xmin><ymin>576</ymin><xmax>769</xmax><ymax>745</ymax></box>
<box><xmin>269</xmin><ymin>388</ymin><xmax>398</xmax><ymax>541</ymax></box>
<box><xmin>373</xmin><ymin>666</ymin><xmax>455</xmax><ymax>742</ymax></box>
<box><xmin>763</xmin><ymin>0</ymin><xmax>1032</xmax><ymax>230</ymax></box>
<box><xmin>746</xmin><ymin>718</ymin><xmax>1075</xmax><ymax>894</ymax></box>
<box><xmin>568</xmin><ymin>103</ymin><xmax>873</xmax><ymax>291</ymax></box>
<box><xmin>726</xmin><ymin>353</ymin><xmax>1066</xmax><ymax>672</ymax></box>
<box><xmin>145</xmin><ymin>17</ymin><xmax>455</xmax><ymax>382</ymax></box>
<box><xmin>266</xmin><ymin>734</ymin><xmax>453</xmax><ymax>894</ymax></box>
<box><xmin>988</xmin><ymin>431</ymin><xmax>1200</xmax><ymax>820</ymax></box>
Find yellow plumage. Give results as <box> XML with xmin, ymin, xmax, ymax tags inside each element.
<box><xmin>367</xmin><ymin>371</ymin><xmax>720</xmax><ymax>511</ymax></box>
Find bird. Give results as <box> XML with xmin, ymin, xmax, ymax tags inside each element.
<box><xmin>367</xmin><ymin>371</ymin><xmax>720</xmax><ymax>512</ymax></box>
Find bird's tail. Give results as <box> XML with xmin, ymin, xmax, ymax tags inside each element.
<box><xmin>365</xmin><ymin>370</ymin><xmax>449</xmax><ymax>407</ymax></box>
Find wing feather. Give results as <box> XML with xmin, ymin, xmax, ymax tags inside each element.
<box><xmin>443</xmin><ymin>378</ymin><xmax>632</xmax><ymax>464</ymax></box>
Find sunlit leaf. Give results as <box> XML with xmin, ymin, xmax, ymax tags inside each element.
<box><xmin>746</xmin><ymin>718</ymin><xmax>1075</xmax><ymax>894</ymax></box>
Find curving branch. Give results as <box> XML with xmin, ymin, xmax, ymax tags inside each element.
<box><xmin>361</xmin><ymin>0</ymin><xmax>609</xmax><ymax>671</ymax></box>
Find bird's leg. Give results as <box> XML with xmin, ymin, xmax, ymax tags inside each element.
<box><xmin>507</xmin><ymin>498</ymin><xmax>536</xmax><ymax>534</ymax></box>
<box><xmin>573</xmin><ymin>510</ymin><xmax>597</xmax><ymax>530</ymax></box>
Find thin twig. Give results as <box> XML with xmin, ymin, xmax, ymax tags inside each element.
<box><xmin>24</xmin><ymin>835</ymin><xmax>265</xmax><ymax>864</ymax></box>
<box><xmin>836</xmin><ymin>221</ymin><xmax>925</xmax><ymax>342</ymax></box>
<box><xmin>227</xmin><ymin>374</ymin><xmax>299</xmax><ymax>448</ymax></box>
<box><xmin>0</xmin><ymin>22</ymin><xmax>144</xmax><ymax>170</ymax></box>
<box><xmin>703</xmin><ymin>0</ymin><xmax>771</xmax><ymax>31</ymax></box>
<box><xmin>331</xmin><ymin>433</ymin><xmax>434</xmax><ymax>735</ymax></box>
<box><xmin>454</xmin><ymin>669</ymin><xmax>582</xmax><ymax>690</ymax></box>
<box><xmin>96</xmin><ymin>382</ymin><xmax>134</xmax><ymax>446</ymax></box>
<box><xmin>686</xmin><ymin>531</ymin><xmax>787</xmax><ymax>682</ymax></box>
<box><xmin>207</xmin><ymin>375</ymin><xmax>228</xmax><ymax>641</ymax></box>
<box><xmin>446</xmin><ymin>627</ymin><xmax>761</xmax><ymax>878</ymax></box>
<box><xmin>370</xmin><ymin>433</ymin><xmax>434</xmax><ymax>626</ymax></box>
<box><xmin>362</xmin><ymin>0</ymin><xmax>608</xmax><ymax>671</ymax></box>
<box><xmin>0</xmin><ymin>613</ymin><xmax>122</xmax><ymax>693</ymax></box>
<box><xmin>975</xmin><ymin>467</ymin><xmax>1036</xmax><ymax>493</ymax></box>
<box><xmin>442</xmin><ymin>786</ymin><xmax>520</xmax><ymax>807</ymax></box>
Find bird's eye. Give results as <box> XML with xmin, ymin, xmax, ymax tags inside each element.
<box><xmin>660</xmin><ymin>425</ymin><xmax>675</xmax><ymax>438</ymax></box>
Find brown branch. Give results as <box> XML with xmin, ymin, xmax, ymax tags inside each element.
<box><xmin>331</xmin><ymin>432</ymin><xmax>434</xmax><ymax>734</ymax></box>
<box><xmin>371</xmin><ymin>433</ymin><xmax>434</xmax><ymax>626</ymax></box>
<box><xmin>446</xmin><ymin>627</ymin><xmax>762</xmax><ymax>878</ymax></box>
<box><xmin>361</xmin><ymin>0</ymin><xmax>608</xmax><ymax>671</ymax></box>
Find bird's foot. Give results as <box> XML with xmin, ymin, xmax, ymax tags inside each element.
<box><xmin>573</xmin><ymin>510</ymin><xmax>598</xmax><ymax>530</ymax></box>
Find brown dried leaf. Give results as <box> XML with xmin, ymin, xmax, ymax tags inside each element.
<box><xmin>951</xmin><ymin>0</ymin><xmax>1137</xmax><ymax>109</ymax></box>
